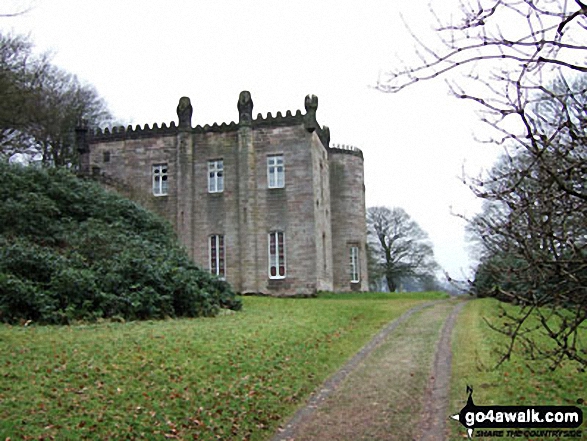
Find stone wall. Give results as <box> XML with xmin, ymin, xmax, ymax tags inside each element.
<box><xmin>82</xmin><ymin>92</ymin><xmax>367</xmax><ymax>296</ymax></box>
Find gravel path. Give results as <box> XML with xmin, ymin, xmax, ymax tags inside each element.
<box><xmin>271</xmin><ymin>299</ymin><xmax>466</xmax><ymax>441</ymax></box>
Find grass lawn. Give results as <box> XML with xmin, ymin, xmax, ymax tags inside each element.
<box><xmin>449</xmin><ymin>298</ymin><xmax>586</xmax><ymax>440</ymax></box>
<box><xmin>0</xmin><ymin>291</ymin><xmax>445</xmax><ymax>440</ymax></box>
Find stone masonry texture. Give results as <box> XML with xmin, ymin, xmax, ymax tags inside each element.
<box><xmin>79</xmin><ymin>92</ymin><xmax>368</xmax><ymax>296</ymax></box>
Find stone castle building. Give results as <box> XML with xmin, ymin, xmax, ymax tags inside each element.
<box><xmin>77</xmin><ymin>91</ymin><xmax>368</xmax><ymax>296</ymax></box>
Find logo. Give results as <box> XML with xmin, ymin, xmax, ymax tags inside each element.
<box><xmin>451</xmin><ymin>386</ymin><xmax>583</xmax><ymax>439</ymax></box>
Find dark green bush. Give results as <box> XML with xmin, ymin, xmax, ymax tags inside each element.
<box><xmin>0</xmin><ymin>163</ymin><xmax>241</xmax><ymax>324</ymax></box>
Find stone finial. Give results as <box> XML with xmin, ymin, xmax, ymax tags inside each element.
<box><xmin>177</xmin><ymin>96</ymin><xmax>193</xmax><ymax>129</ymax></box>
<box><xmin>304</xmin><ymin>94</ymin><xmax>318</xmax><ymax>132</ymax></box>
<box><xmin>238</xmin><ymin>91</ymin><xmax>254</xmax><ymax>126</ymax></box>
<box><xmin>75</xmin><ymin>118</ymin><xmax>89</xmax><ymax>154</ymax></box>
<box><xmin>305</xmin><ymin>94</ymin><xmax>318</xmax><ymax>112</ymax></box>
<box><xmin>321</xmin><ymin>125</ymin><xmax>330</xmax><ymax>147</ymax></box>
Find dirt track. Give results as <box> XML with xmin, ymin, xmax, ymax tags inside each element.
<box><xmin>271</xmin><ymin>299</ymin><xmax>465</xmax><ymax>441</ymax></box>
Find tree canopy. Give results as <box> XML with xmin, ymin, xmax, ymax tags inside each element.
<box><xmin>367</xmin><ymin>206</ymin><xmax>439</xmax><ymax>292</ymax></box>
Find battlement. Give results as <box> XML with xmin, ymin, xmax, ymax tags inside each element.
<box><xmin>328</xmin><ymin>143</ymin><xmax>364</xmax><ymax>159</ymax></box>
<box><xmin>87</xmin><ymin>92</ymin><xmax>329</xmax><ymax>148</ymax></box>
<box><xmin>252</xmin><ymin>109</ymin><xmax>304</xmax><ymax>127</ymax></box>
<box><xmin>89</xmin><ymin>122</ymin><xmax>179</xmax><ymax>142</ymax></box>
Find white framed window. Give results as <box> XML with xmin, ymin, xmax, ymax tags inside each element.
<box><xmin>153</xmin><ymin>164</ymin><xmax>168</xmax><ymax>196</ymax></box>
<box><xmin>209</xmin><ymin>235</ymin><xmax>225</xmax><ymax>278</ymax></box>
<box><xmin>268</xmin><ymin>231</ymin><xmax>286</xmax><ymax>279</ymax></box>
<box><xmin>208</xmin><ymin>159</ymin><xmax>224</xmax><ymax>193</ymax></box>
<box><xmin>267</xmin><ymin>155</ymin><xmax>284</xmax><ymax>188</ymax></box>
<box><xmin>350</xmin><ymin>246</ymin><xmax>360</xmax><ymax>283</ymax></box>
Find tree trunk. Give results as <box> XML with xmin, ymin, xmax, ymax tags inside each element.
<box><xmin>386</xmin><ymin>273</ymin><xmax>396</xmax><ymax>292</ymax></box>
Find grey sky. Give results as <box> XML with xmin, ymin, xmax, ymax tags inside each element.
<box><xmin>3</xmin><ymin>0</ymin><xmax>502</xmax><ymax>280</ymax></box>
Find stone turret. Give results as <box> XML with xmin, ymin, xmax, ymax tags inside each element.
<box><xmin>75</xmin><ymin>119</ymin><xmax>90</xmax><ymax>175</ymax></box>
<box><xmin>328</xmin><ymin>143</ymin><xmax>367</xmax><ymax>292</ymax></box>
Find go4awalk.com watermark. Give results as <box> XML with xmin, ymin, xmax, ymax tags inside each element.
<box><xmin>451</xmin><ymin>386</ymin><xmax>584</xmax><ymax>439</ymax></box>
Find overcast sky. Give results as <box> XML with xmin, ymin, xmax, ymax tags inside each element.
<box><xmin>3</xmin><ymin>0</ymin><xmax>503</xmax><ymax>281</ymax></box>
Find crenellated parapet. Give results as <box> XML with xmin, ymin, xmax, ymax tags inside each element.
<box><xmin>251</xmin><ymin>109</ymin><xmax>304</xmax><ymax>127</ymax></box>
<box><xmin>86</xmin><ymin>92</ymin><xmax>332</xmax><ymax>149</ymax></box>
<box><xmin>193</xmin><ymin>121</ymin><xmax>240</xmax><ymax>134</ymax></box>
<box><xmin>88</xmin><ymin>122</ymin><xmax>179</xmax><ymax>142</ymax></box>
<box><xmin>328</xmin><ymin>143</ymin><xmax>364</xmax><ymax>159</ymax></box>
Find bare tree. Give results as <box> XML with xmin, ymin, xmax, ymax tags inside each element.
<box><xmin>0</xmin><ymin>32</ymin><xmax>112</xmax><ymax>166</ymax></box>
<box><xmin>367</xmin><ymin>206</ymin><xmax>439</xmax><ymax>292</ymax></box>
<box><xmin>467</xmin><ymin>77</ymin><xmax>586</xmax><ymax>368</ymax></box>
<box><xmin>28</xmin><ymin>65</ymin><xmax>112</xmax><ymax>166</ymax></box>
<box><xmin>377</xmin><ymin>1</ymin><xmax>587</xmax><ymax>369</ymax></box>
<box><xmin>0</xmin><ymin>33</ymin><xmax>48</xmax><ymax>150</ymax></box>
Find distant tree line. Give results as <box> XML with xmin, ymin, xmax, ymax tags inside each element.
<box><xmin>0</xmin><ymin>32</ymin><xmax>112</xmax><ymax>167</ymax></box>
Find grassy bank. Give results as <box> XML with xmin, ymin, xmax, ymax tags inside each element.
<box><xmin>0</xmin><ymin>292</ymin><xmax>443</xmax><ymax>440</ymax></box>
<box><xmin>449</xmin><ymin>298</ymin><xmax>586</xmax><ymax>440</ymax></box>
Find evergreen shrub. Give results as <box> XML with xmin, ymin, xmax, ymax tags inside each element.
<box><xmin>0</xmin><ymin>163</ymin><xmax>241</xmax><ymax>324</ymax></box>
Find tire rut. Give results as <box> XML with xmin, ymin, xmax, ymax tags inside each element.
<box><xmin>418</xmin><ymin>301</ymin><xmax>467</xmax><ymax>441</ymax></box>
<box><xmin>271</xmin><ymin>299</ymin><xmax>465</xmax><ymax>441</ymax></box>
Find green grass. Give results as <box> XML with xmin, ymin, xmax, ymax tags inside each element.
<box><xmin>317</xmin><ymin>291</ymin><xmax>449</xmax><ymax>300</ymax></box>
<box><xmin>0</xmin><ymin>292</ymin><xmax>437</xmax><ymax>440</ymax></box>
<box><xmin>449</xmin><ymin>298</ymin><xmax>586</xmax><ymax>440</ymax></box>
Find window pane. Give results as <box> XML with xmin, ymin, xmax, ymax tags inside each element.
<box><xmin>277</xmin><ymin>170</ymin><xmax>284</xmax><ymax>188</ymax></box>
<box><xmin>268</xmin><ymin>231</ymin><xmax>286</xmax><ymax>279</ymax></box>
<box><xmin>153</xmin><ymin>164</ymin><xmax>168</xmax><ymax>196</ymax></box>
<box><xmin>350</xmin><ymin>246</ymin><xmax>359</xmax><ymax>282</ymax></box>
<box><xmin>208</xmin><ymin>160</ymin><xmax>224</xmax><ymax>193</ymax></box>
<box><xmin>210</xmin><ymin>235</ymin><xmax>226</xmax><ymax>277</ymax></box>
<box><xmin>268</xmin><ymin>156</ymin><xmax>284</xmax><ymax>188</ymax></box>
<box><xmin>210</xmin><ymin>236</ymin><xmax>216</xmax><ymax>272</ymax></box>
